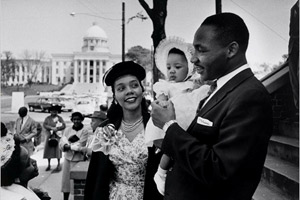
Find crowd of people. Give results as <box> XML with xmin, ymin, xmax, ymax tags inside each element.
<box><xmin>1</xmin><ymin>12</ymin><xmax>278</xmax><ymax>200</ymax></box>
<box><xmin>1</xmin><ymin>103</ymin><xmax>108</xmax><ymax>200</ymax></box>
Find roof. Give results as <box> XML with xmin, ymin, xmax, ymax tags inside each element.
<box><xmin>84</xmin><ymin>22</ymin><xmax>107</xmax><ymax>39</ymax></box>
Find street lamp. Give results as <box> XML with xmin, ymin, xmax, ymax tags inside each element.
<box><xmin>70</xmin><ymin>3</ymin><xmax>125</xmax><ymax>62</ymax></box>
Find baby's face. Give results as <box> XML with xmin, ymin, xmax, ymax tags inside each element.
<box><xmin>166</xmin><ymin>53</ymin><xmax>188</xmax><ymax>82</ymax></box>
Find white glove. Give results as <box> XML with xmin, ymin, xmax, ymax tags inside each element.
<box><xmin>153</xmin><ymin>166</ymin><xmax>167</xmax><ymax>196</ymax></box>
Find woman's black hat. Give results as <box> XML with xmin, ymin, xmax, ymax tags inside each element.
<box><xmin>103</xmin><ymin>61</ymin><xmax>146</xmax><ymax>86</ymax></box>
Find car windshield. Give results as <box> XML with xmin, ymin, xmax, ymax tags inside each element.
<box><xmin>48</xmin><ymin>98</ymin><xmax>60</xmax><ymax>103</ymax></box>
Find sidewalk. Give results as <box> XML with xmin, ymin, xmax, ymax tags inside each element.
<box><xmin>29</xmin><ymin>144</ymin><xmax>74</xmax><ymax>200</ymax></box>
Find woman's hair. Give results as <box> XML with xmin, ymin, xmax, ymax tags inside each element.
<box><xmin>1</xmin><ymin>122</ymin><xmax>7</xmax><ymax>137</ymax></box>
<box><xmin>71</xmin><ymin>112</ymin><xmax>84</xmax><ymax>121</ymax></box>
<box><xmin>1</xmin><ymin>135</ymin><xmax>22</xmax><ymax>186</ymax></box>
<box><xmin>107</xmin><ymin>96</ymin><xmax>149</xmax><ymax>124</ymax></box>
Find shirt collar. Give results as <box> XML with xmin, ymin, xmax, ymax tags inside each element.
<box><xmin>202</xmin><ymin>64</ymin><xmax>249</xmax><ymax>107</ymax></box>
<box><xmin>22</xmin><ymin>115</ymin><xmax>29</xmax><ymax>122</ymax></box>
<box><xmin>215</xmin><ymin>64</ymin><xmax>249</xmax><ymax>93</ymax></box>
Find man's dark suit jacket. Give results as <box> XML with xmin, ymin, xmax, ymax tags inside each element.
<box><xmin>161</xmin><ymin>68</ymin><xmax>273</xmax><ymax>200</ymax></box>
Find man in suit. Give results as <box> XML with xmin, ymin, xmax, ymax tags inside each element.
<box><xmin>151</xmin><ymin>13</ymin><xmax>273</xmax><ymax>200</ymax></box>
<box><xmin>15</xmin><ymin>106</ymin><xmax>37</xmax><ymax>156</ymax></box>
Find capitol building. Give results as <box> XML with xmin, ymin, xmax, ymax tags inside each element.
<box><xmin>51</xmin><ymin>22</ymin><xmax>121</xmax><ymax>93</ymax></box>
<box><xmin>4</xmin><ymin>22</ymin><xmax>121</xmax><ymax>93</ymax></box>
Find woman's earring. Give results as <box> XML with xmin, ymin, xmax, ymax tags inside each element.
<box><xmin>113</xmin><ymin>98</ymin><xmax>118</xmax><ymax>105</ymax></box>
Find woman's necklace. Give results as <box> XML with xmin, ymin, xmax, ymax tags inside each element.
<box><xmin>122</xmin><ymin>117</ymin><xmax>143</xmax><ymax>132</ymax></box>
<box><xmin>121</xmin><ymin>117</ymin><xmax>143</xmax><ymax>142</ymax></box>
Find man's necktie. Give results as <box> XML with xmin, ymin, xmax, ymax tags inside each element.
<box><xmin>20</xmin><ymin>118</ymin><xmax>23</xmax><ymax>130</ymax></box>
<box><xmin>196</xmin><ymin>80</ymin><xmax>217</xmax><ymax>114</ymax></box>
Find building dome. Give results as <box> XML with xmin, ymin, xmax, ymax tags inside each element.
<box><xmin>84</xmin><ymin>22</ymin><xmax>107</xmax><ymax>39</ymax></box>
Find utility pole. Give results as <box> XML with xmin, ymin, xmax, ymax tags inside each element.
<box><xmin>122</xmin><ymin>2</ymin><xmax>125</xmax><ymax>62</ymax></box>
<box><xmin>216</xmin><ymin>0</ymin><xmax>222</xmax><ymax>14</ymax></box>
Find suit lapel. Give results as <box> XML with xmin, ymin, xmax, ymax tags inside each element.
<box><xmin>16</xmin><ymin>118</ymin><xmax>22</xmax><ymax>133</ymax></box>
<box><xmin>20</xmin><ymin>117</ymin><xmax>31</xmax><ymax>133</ymax></box>
<box><xmin>198</xmin><ymin>68</ymin><xmax>254</xmax><ymax>116</ymax></box>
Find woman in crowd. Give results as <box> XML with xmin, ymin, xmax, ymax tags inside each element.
<box><xmin>1</xmin><ymin>122</ymin><xmax>50</xmax><ymax>200</ymax></box>
<box><xmin>59</xmin><ymin>112</ymin><xmax>89</xmax><ymax>200</ymax></box>
<box><xmin>84</xmin><ymin>61</ymin><xmax>163</xmax><ymax>200</ymax></box>
<box><xmin>43</xmin><ymin>106</ymin><xmax>66</xmax><ymax>172</ymax></box>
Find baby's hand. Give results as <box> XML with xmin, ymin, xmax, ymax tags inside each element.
<box><xmin>157</xmin><ymin>100</ymin><xmax>169</xmax><ymax>108</ymax></box>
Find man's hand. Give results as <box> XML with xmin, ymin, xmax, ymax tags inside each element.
<box><xmin>151</xmin><ymin>100</ymin><xmax>176</xmax><ymax>129</ymax></box>
<box><xmin>16</xmin><ymin>134</ymin><xmax>27</xmax><ymax>143</ymax></box>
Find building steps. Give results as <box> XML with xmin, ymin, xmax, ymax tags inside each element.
<box><xmin>268</xmin><ymin>135</ymin><xmax>299</xmax><ymax>165</ymax></box>
<box><xmin>278</xmin><ymin>120</ymin><xmax>299</xmax><ymax>139</ymax></box>
<box><xmin>253</xmin><ymin>180</ymin><xmax>291</xmax><ymax>200</ymax></box>
<box><xmin>261</xmin><ymin>155</ymin><xmax>299</xmax><ymax>200</ymax></box>
<box><xmin>253</xmin><ymin>120</ymin><xmax>299</xmax><ymax>200</ymax></box>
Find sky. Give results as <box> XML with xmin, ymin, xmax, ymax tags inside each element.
<box><xmin>0</xmin><ymin>0</ymin><xmax>296</xmax><ymax>67</ymax></box>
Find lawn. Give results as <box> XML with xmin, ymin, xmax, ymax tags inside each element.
<box><xmin>1</xmin><ymin>84</ymin><xmax>62</xmax><ymax>96</ymax></box>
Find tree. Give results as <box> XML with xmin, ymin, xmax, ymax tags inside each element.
<box><xmin>1</xmin><ymin>51</ymin><xmax>17</xmax><ymax>86</ymax></box>
<box><xmin>139</xmin><ymin>0</ymin><xmax>168</xmax><ymax>83</ymax></box>
<box><xmin>21</xmin><ymin>50</ymin><xmax>47</xmax><ymax>87</ymax></box>
<box><xmin>126</xmin><ymin>45</ymin><xmax>152</xmax><ymax>72</ymax></box>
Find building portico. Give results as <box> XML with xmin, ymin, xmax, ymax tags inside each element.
<box><xmin>51</xmin><ymin>22</ymin><xmax>121</xmax><ymax>88</ymax></box>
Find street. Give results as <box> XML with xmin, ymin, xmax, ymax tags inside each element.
<box><xmin>1</xmin><ymin>95</ymin><xmax>92</xmax><ymax>200</ymax></box>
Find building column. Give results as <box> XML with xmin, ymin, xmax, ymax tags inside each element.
<box><xmin>19</xmin><ymin>65</ymin><xmax>22</xmax><ymax>84</ymax></box>
<box><xmin>99</xmin><ymin>60</ymin><xmax>103</xmax><ymax>85</ymax></box>
<box><xmin>93</xmin><ymin>60</ymin><xmax>96</xmax><ymax>83</ymax></box>
<box><xmin>74</xmin><ymin>60</ymin><xmax>78</xmax><ymax>83</ymax></box>
<box><xmin>80</xmin><ymin>60</ymin><xmax>84</xmax><ymax>83</ymax></box>
<box><xmin>87</xmin><ymin>60</ymin><xmax>90</xmax><ymax>83</ymax></box>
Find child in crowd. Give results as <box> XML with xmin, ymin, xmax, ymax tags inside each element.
<box><xmin>1</xmin><ymin>122</ymin><xmax>51</xmax><ymax>200</ymax></box>
<box><xmin>144</xmin><ymin>37</ymin><xmax>210</xmax><ymax>195</ymax></box>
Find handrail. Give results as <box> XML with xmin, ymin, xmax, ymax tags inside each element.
<box><xmin>260</xmin><ymin>61</ymin><xmax>289</xmax><ymax>82</ymax></box>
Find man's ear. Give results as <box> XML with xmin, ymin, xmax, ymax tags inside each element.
<box><xmin>227</xmin><ymin>41</ymin><xmax>239</xmax><ymax>58</ymax></box>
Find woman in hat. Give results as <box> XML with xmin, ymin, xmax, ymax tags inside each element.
<box><xmin>84</xmin><ymin>61</ymin><xmax>163</xmax><ymax>200</ymax></box>
<box><xmin>43</xmin><ymin>105</ymin><xmax>66</xmax><ymax>172</ymax></box>
<box><xmin>59</xmin><ymin>112</ymin><xmax>89</xmax><ymax>200</ymax></box>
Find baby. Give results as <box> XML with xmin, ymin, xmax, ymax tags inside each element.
<box><xmin>144</xmin><ymin>37</ymin><xmax>210</xmax><ymax>195</ymax></box>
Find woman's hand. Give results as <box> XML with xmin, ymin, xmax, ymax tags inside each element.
<box><xmin>63</xmin><ymin>144</ymin><xmax>71</xmax><ymax>151</ymax></box>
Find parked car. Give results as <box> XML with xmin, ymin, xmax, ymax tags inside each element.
<box><xmin>58</xmin><ymin>96</ymin><xmax>76</xmax><ymax>112</ymax></box>
<box><xmin>28</xmin><ymin>97</ymin><xmax>64</xmax><ymax>113</ymax></box>
<box><xmin>73</xmin><ymin>99</ymin><xmax>95</xmax><ymax>115</ymax></box>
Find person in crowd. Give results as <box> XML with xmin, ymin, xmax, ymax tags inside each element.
<box><xmin>34</xmin><ymin>122</ymin><xmax>43</xmax><ymax>147</ymax></box>
<box><xmin>43</xmin><ymin>106</ymin><xmax>66</xmax><ymax>172</ymax></box>
<box><xmin>59</xmin><ymin>112</ymin><xmax>89</xmax><ymax>200</ymax></box>
<box><xmin>144</xmin><ymin>36</ymin><xmax>210</xmax><ymax>195</ymax></box>
<box><xmin>88</xmin><ymin>110</ymin><xmax>107</xmax><ymax>132</ymax></box>
<box><xmin>83</xmin><ymin>110</ymin><xmax>108</xmax><ymax>158</ymax></box>
<box><xmin>100</xmin><ymin>104</ymin><xmax>108</xmax><ymax>114</ymax></box>
<box><xmin>84</xmin><ymin>61</ymin><xmax>163</xmax><ymax>200</ymax></box>
<box><xmin>1</xmin><ymin>122</ymin><xmax>50</xmax><ymax>200</ymax></box>
<box><xmin>151</xmin><ymin>12</ymin><xmax>273</xmax><ymax>200</ymax></box>
<box><xmin>14</xmin><ymin>106</ymin><xmax>37</xmax><ymax>156</ymax></box>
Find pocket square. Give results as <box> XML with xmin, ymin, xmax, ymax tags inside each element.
<box><xmin>197</xmin><ymin>117</ymin><xmax>213</xmax><ymax>126</ymax></box>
